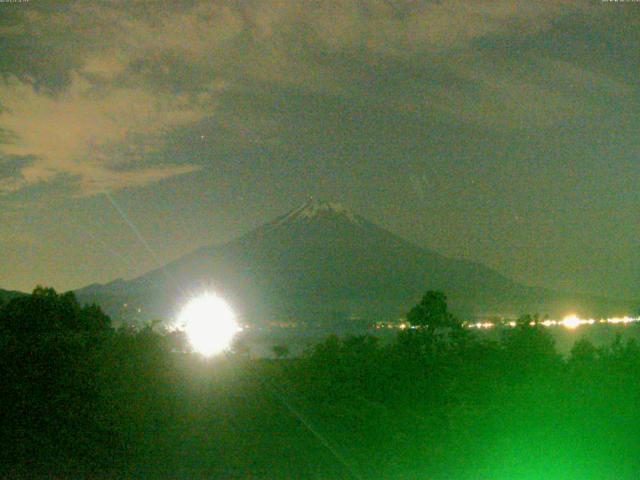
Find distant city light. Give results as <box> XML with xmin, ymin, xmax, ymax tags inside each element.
<box><xmin>460</xmin><ymin>314</ymin><xmax>640</xmax><ymax>331</ymax></box>
<box><xmin>469</xmin><ymin>322</ymin><xmax>495</xmax><ymax>329</ymax></box>
<box><xmin>178</xmin><ymin>293</ymin><xmax>241</xmax><ymax>356</ymax></box>
<box><xmin>608</xmin><ymin>316</ymin><xmax>635</xmax><ymax>325</ymax></box>
<box><xmin>561</xmin><ymin>314</ymin><xmax>581</xmax><ymax>329</ymax></box>
<box><xmin>374</xmin><ymin>314</ymin><xmax>640</xmax><ymax>331</ymax></box>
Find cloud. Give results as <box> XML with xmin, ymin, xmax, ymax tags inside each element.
<box><xmin>6</xmin><ymin>1</ymin><xmax>591</xmax><ymax>91</ymax></box>
<box><xmin>0</xmin><ymin>73</ymin><xmax>214</xmax><ymax>195</ymax></box>
<box><xmin>0</xmin><ymin>0</ymin><xmax>633</xmax><ymax>194</ymax></box>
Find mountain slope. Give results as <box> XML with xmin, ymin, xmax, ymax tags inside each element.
<box><xmin>75</xmin><ymin>199</ymin><xmax>634</xmax><ymax>324</ymax></box>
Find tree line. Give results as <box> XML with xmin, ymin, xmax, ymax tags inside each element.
<box><xmin>2</xmin><ymin>287</ymin><xmax>640</xmax><ymax>478</ymax></box>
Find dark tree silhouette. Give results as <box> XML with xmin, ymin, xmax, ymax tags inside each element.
<box><xmin>406</xmin><ymin>290</ymin><xmax>457</xmax><ymax>329</ymax></box>
<box><xmin>569</xmin><ymin>337</ymin><xmax>599</xmax><ymax>364</ymax></box>
<box><xmin>0</xmin><ymin>286</ymin><xmax>111</xmax><ymax>339</ymax></box>
<box><xmin>501</xmin><ymin>314</ymin><xmax>559</xmax><ymax>376</ymax></box>
<box><xmin>271</xmin><ymin>344</ymin><xmax>290</xmax><ymax>359</ymax></box>
<box><xmin>3</xmin><ymin>287</ymin><xmax>640</xmax><ymax>479</ymax></box>
<box><xmin>0</xmin><ymin>287</ymin><xmax>116</xmax><ymax>476</ymax></box>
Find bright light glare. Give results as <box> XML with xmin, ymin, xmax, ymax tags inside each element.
<box><xmin>561</xmin><ymin>314</ymin><xmax>581</xmax><ymax>329</ymax></box>
<box><xmin>178</xmin><ymin>293</ymin><xmax>240</xmax><ymax>356</ymax></box>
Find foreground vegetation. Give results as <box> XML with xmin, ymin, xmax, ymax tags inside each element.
<box><xmin>2</xmin><ymin>288</ymin><xmax>640</xmax><ymax>479</ymax></box>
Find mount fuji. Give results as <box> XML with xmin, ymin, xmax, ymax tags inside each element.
<box><xmin>75</xmin><ymin>199</ymin><xmax>632</xmax><ymax>325</ymax></box>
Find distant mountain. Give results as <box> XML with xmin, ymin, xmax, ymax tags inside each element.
<box><xmin>75</xmin><ymin>199</ymin><xmax>634</xmax><ymax>324</ymax></box>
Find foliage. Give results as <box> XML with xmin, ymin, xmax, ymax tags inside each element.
<box><xmin>0</xmin><ymin>288</ymin><xmax>116</xmax><ymax>476</ymax></box>
<box><xmin>0</xmin><ymin>286</ymin><xmax>111</xmax><ymax>339</ymax></box>
<box><xmin>271</xmin><ymin>344</ymin><xmax>290</xmax><ymax>359</ymax></box>
<box><xmin>406</xmin><ymin>290</ymin><xmax>458</xmax><ymax>329</ymax></box>
<box><xmin>3</xmin><ymin>287</ymin><xmax>640</xmax><ymax>478</ymax></box>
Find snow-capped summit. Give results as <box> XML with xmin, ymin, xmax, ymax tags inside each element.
<box><xmin>271</xmin><ymin>197</ymin><xmax>363</xmax><ymax>227</ymax></box>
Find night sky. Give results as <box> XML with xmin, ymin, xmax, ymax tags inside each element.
<box><xmin>0</xmin><ymin>1</ymin><xmax>638</xmax><ymax>299</ymax></box>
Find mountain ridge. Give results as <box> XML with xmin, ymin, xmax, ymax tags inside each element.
<box><xmin>75</xmin><ymin>200</ymin><xmax>635</xmax><ymax>324</ymax></box>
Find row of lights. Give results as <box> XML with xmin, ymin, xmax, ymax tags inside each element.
<box><xmin>467</xmin><ymin>314</ymin><xmax>640</xmax><ymax>330</ymax></box>
<box><xmin>176</xmin><ymin>292</ymin><xmax>639</xmax><ymax>357</ymax></box>
<box><xmin>375</xmin><ymin>315</ymin><xmax>640</xmax><ymax>331</ymax></box>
